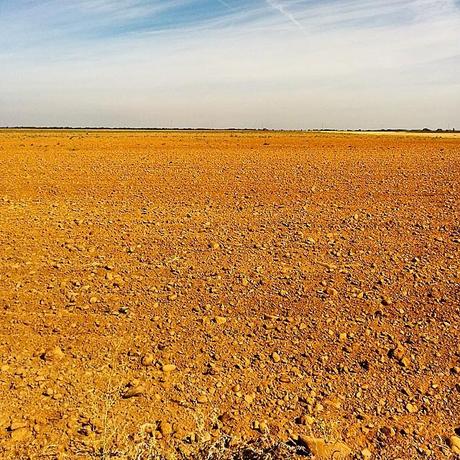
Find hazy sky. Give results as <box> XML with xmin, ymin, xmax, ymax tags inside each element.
<box><xmin>0</xmin><ymin>0</ymin><xmax>459</xmax><ymax>129</ymax></box>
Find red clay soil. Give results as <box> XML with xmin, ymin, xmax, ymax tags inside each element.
<box><xmin>0</xmin><ymin>130</ymin><xmax>459</xmax><ymax>459</ymax></box>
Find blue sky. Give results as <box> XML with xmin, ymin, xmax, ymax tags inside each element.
<box><xmin>0</xmin><ymin>0</ymin><xmax>459</xmax><ymax>129</ymax></box>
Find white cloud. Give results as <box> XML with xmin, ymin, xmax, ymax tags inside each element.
<box><xmin>265</xmin><ymin>0</ymin><xmax>303</xmax><ymax>29</ymax></box>
<box><xmin>0</xmin><ymin>0</ymin><xmax>459</xmax><ymax>128</ymax></box>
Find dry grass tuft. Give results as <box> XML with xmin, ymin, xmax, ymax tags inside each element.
<box><xmin>89</xmin><ymin>436</ymin><xmax>310</xmax><ymax>460</ymax></box>
<box><xmin>188</xmin><ymin>436</ymin><xmax>309</xmax><ymax>460</ymax></box>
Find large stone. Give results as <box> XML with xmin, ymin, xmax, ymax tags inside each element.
<box><xmin>11</xmin><ymin>427</ymin><xmax>32</xmax><ymax>442</ymax></box>
<box><xmin>122</xmin><ymin>384</ymin><xmax>145</xmax><ymax>399</ymax></box>
<box><xmin>43</xmin><ymin>346</ymin><xmax>65</xmax><ymax>361</ymax></box>
<box><xmin>299</xmin><ymin>436</ymin><xmax>352</xmax><ymax>459</ymax></box>
<box><xmin>449</xmin><ymin>436</ymin><xmax>460</xmax><ymax>454</ymax></box>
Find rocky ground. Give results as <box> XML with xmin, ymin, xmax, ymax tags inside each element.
<box><xmin>0</xmin><ymin>130</ymin><xmax>459</xmax><ymax>459</ymax></box>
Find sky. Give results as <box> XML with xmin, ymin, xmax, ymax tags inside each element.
<box><xmin>0</xmin><ymin>0</ymin><xmax>459</xmax><ymax>129</ymax></box>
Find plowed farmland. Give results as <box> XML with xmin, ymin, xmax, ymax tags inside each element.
<box><xmin>0</xmin><ymin>130</ymin><xmax>459</xmax><ymax>459</ymax></box>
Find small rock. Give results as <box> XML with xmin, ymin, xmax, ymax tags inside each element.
<box><xmin>406</xmin><ymin>402</ymin><xmax>418</xmax><ymax>414</ymax></box>
<box><xmin>390</xmin><ymin>343</ymin><xmax>410</xmax><ymax>367</ymax></box>
<box><xmin>272</xmin><ymin>352</ymin><xmax>281</xmax><ymax>363</ymax></box>
<box><xmin>299</xmin><ymin>436</ymin><xmax>352</xmax><ymax>459</ymax></box>
<box><xmin>44</xmin><ymin>387</ymin><xmax>54</xmax><ymax>397</ymax></box>
<box><xmin>279</xmin><ymin>374</ymin><xmax>291</xmax><ymax>383</ymax></box>
<box><xmin>43</xmin><ymin>346</ymin><xmax>65</xmax><ymax>361</ymax></box>
<box><xmin>11</xmin><ymin>427</ymin><xmax>31</xmax><ymax>442</ymax></box>
<box><xmin>400</xmin><ymin>356</ymin><xmax>411</xmax><ymax>367</ymax></box>
<box><xmin>448</xmin><ymin>435</ymin><xmax>460</xmax><ymax>454</ymax></box>
<box><xmin>162</xmin><ymin>364</ymin><xmax>176</xmax><ymax>373</ymax></box>
<box><xmin>326</xmin><ymin>287</ymin><xmax>338</xmax><ymax>297</ymax></box>
<box><xmin>296</xmin><ymin>415</ymin><xmax>314</xmax><ymax>425</ymax></box>
<box><xmin>142</xmin><ymin>354</ymin><xmax>154</xmax><ymax>366</ymax></box>
<box><xmin>254</xmin><ymin>420</ymin><xmax>268</xmax><ymax>432</ymax></box>
<box><xmin>159</xmin><ymin>421</ymin><xmax>173</xmax><ymax>436</ymax></box>
<box><xmin>381</xmin><ymin>297</ymin><xmax>392</xmax><ymax>306</ymax></box>
<box><xmin>215</xmin><ymin>316</ymin><xmax>227</xmax><ymax>325</ymax></box>
<box><xmin>244</xmin><ymin>393</ymin><xmax>255</xmax><ymax>404</ymax></box>
<box><xmin>123</xmin><ymin>384</ymin><xmax>145</xmax><ymax>399</ymax></box>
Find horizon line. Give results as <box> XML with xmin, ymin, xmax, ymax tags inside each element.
<box><xmin>0</xmin><ymin>126</ymin><xmax>458</xmax><ymax>133</ymax></box>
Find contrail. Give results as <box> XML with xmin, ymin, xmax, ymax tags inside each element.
<box><xmin>266</xmin><ymin>0</ymin><xmax>303</xmax><ymax>29</ymax></box>
<box><xmin>217</xmin><ymin>0</ymin><xmax>234</xmax><ymax>10</ymax></box>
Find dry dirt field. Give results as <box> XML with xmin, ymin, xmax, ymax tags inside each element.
<box><xmin>0</xmin><ymin>130</ymin><xmax>459</xmax><ymax>459</ymax></box>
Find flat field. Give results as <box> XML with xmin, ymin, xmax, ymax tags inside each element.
<box><xmin>0</xmin><ymin>130</ymin><xmax>459</xmax><ymax>459</ymax></box>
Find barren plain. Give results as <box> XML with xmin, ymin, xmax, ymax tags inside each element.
<box><xmin>0</xmin><ymin>130</ymin><xmax>459</xmax><ymax>459</ymax></box>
